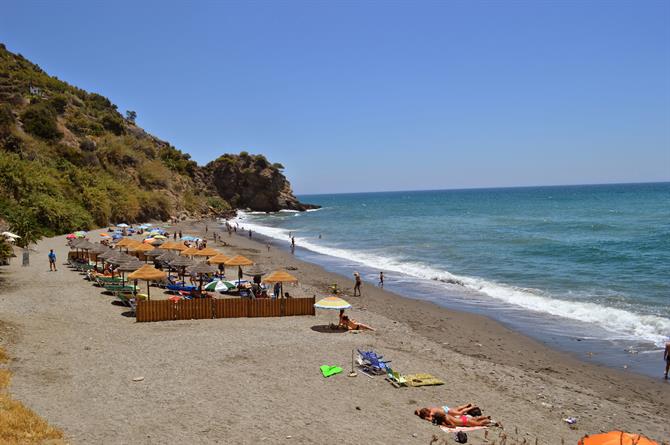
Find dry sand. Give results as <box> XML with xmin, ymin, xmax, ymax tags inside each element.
<box><xmin>0</xmin><ymin>221</ymin><xmax>668</xmax><ymax>444</ymax></box>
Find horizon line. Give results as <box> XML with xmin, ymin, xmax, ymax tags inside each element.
<box><xmin>295</xmin><ymin>180</ymin><xmax>670</xmax><ymax>197</ymax></box>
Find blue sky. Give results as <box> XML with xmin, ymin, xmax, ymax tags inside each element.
<box><xmin>2</xmin><ymin>1</ymin><xmax>669</xmax><ymax>194</ymax></box>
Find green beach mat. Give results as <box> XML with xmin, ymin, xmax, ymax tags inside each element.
<box><xmin>320</xmin><ymin>365</ymin><xmax>342</xmax><ymax>378</ymax></box>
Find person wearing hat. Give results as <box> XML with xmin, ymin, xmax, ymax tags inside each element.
<box><xmin>353</xmin><ymin>272</ymin><xmax>362</xmax><ymax>296</ymax></box>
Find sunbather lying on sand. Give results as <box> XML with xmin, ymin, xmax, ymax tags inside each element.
<box><xmin>338</xmin><ymin>310</ymin><xmax>375</xmax><ymax>331</ymax></box>
<box><xmin>431</xmin><ymin>411</ymin><xmax>491</xmax><ymax>428</ymax></box>
<box><xmin>415</xmin><ymin>403</ymin><xmax>480</xmax><ymax>420</ymax></box>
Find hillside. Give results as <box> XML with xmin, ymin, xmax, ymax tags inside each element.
<box><xmin>0</xmin><ymin>43</ymin><xmax>314</xmax><ymax>236</ymax></box>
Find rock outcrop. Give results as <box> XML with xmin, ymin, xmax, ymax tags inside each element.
<box><xmin>203</xmin><ymin>153</ymin><xmax>318</xmax><ymax>212</ymax></box>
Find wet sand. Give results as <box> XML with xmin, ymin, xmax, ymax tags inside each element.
<box><xmin>0</xmin><ymin>221</ymin><xmax>667</xmax><ymax>444</ymax></box>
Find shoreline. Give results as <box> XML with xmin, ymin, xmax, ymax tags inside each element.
<box><xmin>215</xmin><ymin>220</ymin><xmax>669</xmax><ymax>386</ymax></box>
<box><xmin>0</xmin><ymin>221</ymin><xmax>667</xmax><ymax>443</ymax></box>
<box><xmin>232</xmin><ymin>211</ymin><xmax>668</xmax><ymax>378</ymax></box>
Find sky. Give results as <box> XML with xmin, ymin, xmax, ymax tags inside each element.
<box><xmin>2</xmin><ymin>1</ymin><xmax>669</xmax><ymax>194</ymax></box>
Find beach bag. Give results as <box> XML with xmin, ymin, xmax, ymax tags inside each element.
<box><xmin>454</xmin><ymin>431</ymin><xmax>468</xmax><ymax>443</ymax></box>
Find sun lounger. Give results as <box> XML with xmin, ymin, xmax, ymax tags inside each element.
<box><xmin>104</xmin><ymin>284</ymin><xmax>137</xmax><ymax>295</ymax></box>
<box><xmin>166</xmin><ymin>283</ymin><xmax>196</xmax><ymax>293</ymax></box>
<box><xmin>385</xmin><ymin>367</ymin><xmax>407</xmax><ymax>387</ymax></box>
<box><xmin>357</xmin><ymin>349</ymin><xmax>391</xmax><ymax>375</ymax></box>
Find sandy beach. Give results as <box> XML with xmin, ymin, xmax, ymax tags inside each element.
<box><xmin>0</xmin><ymin>220</ymin><xmax>668</xmax><ymax>444</ymax></box>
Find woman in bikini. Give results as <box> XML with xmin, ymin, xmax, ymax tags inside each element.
<box><xmin>432</xmin><ymin>411</ymin><xmax>491</xmax><ymax>428</ymax></box>
<box><xmin>415</xmin><ymin>403</ymin><xmax>480</xmax><ymax>421</ymax></box>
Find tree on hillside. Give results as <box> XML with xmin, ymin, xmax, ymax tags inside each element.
<box><xmin>8</xmin><ymin>211</ymin><xmax>43</xmax><ymax>266</ymax></box>
<box><xmin>125</xmin><ymin>110</ymin><xmax>137</xmax><ymax>123</ymax></box>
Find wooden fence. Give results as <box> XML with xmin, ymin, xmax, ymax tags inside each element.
<box><xmin>136</xmin><ymin>297</ymin><xmax>316</xmax><ymax>322</ymax></box>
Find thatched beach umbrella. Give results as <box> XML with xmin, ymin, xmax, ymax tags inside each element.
<box><xmin>130</xmin><ymin>243</ymin><xmax>155</xmax><ymax>262</ymax></box>
<box><xmin>144</xmin><ymin>248</ymin><xmax>166</xmax><ymax>259</ymax></box>
<box><xmin>192</xmin><ymin>247</ymin><xmax>220</xmax><ymax>258</ymax></box>
<box><xmin>224</xmin><ymin>255</ymin><xmax>254</xmax><ymax>283</ymax></box>
<box><xmin>207</xmin><ymin>253</ymin><xmax>229</xmax><ymax>276</ymax></box>
<box><xmin>180</xmin><ymin>246</ymin><xmax>200</xmax><ymax>257</ymax></box>
<box><xmin>114</xmin><ymin>238</ymin><xmax>134</xmax><ymax>249</ymax></box>
<box><xmin>188</xmin><ymin>261</ymin><xmax>217</xmax><ymax>291</ymax></box>
<box><xmin>263</xmin><ymin>270</ymin><xmax>298</xmax><ymax>299</ymax></box>
<box><xmin>117</xmin><ymin>259</ymin><xmax>142</xmax><ymax>286</ymax></box>
<box><xmin>128</xmin><ymin>264</ymin><xmax>167</xmax><ymax>299</ymax></box>
<box><xmin>169</xmin><ymin>256</ymin><xmax>193</xmax><ymax>281</ymax></box>
<box><xmin>164</xmin><ymin>241</ymin><xmax>187</xmax><ymax>252</ymax></box>
<box><xmin>90</xmin><ymin>243</ymin><xmax>110</xmax><ymax>268</ymax></box>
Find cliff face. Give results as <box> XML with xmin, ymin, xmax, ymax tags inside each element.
<box><xmin>0</xmin><ymin>43</ymin><xmax>314</xmax><ymax>235</ymax></box>
<box><xmin>203</xmin><ymin>153</ymin><xmax>316</xmax><ymax>212</ymax></box>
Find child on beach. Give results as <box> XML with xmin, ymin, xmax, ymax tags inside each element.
<box><xmin>48</xmin><ymin>249</ymin><xmax>57</xmax><ymax>271</ymax></box>
<box><xmin>379</xmin><ymin>271</ymin><xmax>384</xmax><ymax>287</ymax></box>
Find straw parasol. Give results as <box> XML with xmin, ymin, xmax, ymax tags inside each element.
<box><xmin>207</xmin><ymin>253</ymin><xmax>229</xmax><ymax>276</ymax></box>
<box><xmin>144</xmin><ymin>248</ymin><xmax>166</xmax><ymax>258</ymax></box>
<box><xmin>188</xmin><ymin>261</ymin><xmax>218</xmax><ymax>291</ymax></box>
<box><xmin>180</xmin><ymin>246</ymin><xmax>200</xmax><ymax>257</ymax></box>
<box><xmin>206</xmin><ymin>253</ymin><xmax>229</xmax><ymax>265</ymax></box>
<box><xmin>224</xmin><ymin>255</ymin><xmax>254</xmax><ymax>283</ymax></box>
<box><xmin>90</xmin><ymin>243</ymin><xmax>110</xmax><ymax>267</ymax></box>
<box><xmin>130</xmin><ymin>243</ymin><xmax>155</xmax><ymax>262</ymax></box>
<box><xmin>263</xmin><ymin>270</ymin><xmax>298</xmax><ymax>299</ymax></box>
<box><xmin>114</xmin><ymin>238</ymin><xmax>135</xmax><ymax>248</ymax></box>
<box><xmin>164</xmin><ymin>241</ymin><xmax>187</xmax><ymax>251</ymax></box>
<box><xmin>128</xmin><ymin>264</ymin><xmax>167</xmax><ymax>299</ymax></box>
<box><xmin>169</xmin><ymin>256</ymin><xmax>193</xmax><ymax>281</ymax></box>
<box><xmin>116</xmin><ymin>259</ymin><xmax>142</xmax><ymax>286</ymax></box>
<box><xmin>192</xmin><ymin>247</ymin><xmax>220</xmax><ymax>258</ymax></box>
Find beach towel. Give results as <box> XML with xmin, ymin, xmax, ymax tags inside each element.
<box><xmin>440</xmin><ymin>425</ymin><xmax>488</xmax><ymax>433</ymax></box>
<box><xmin>320</xmin><ymin>365</ymin><xmax>342</xmax><ymax>378</ymax></box>
<box><xmin>403</xmin><ymin>373</ymin><xmax>445</xmax><ymax>387</ymax></box>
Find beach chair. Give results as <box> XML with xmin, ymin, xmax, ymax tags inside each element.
<box><xmin>385</xmin><ymin>367</ymin><xmax>407</xmax><ymax>387</ymax></box>
<box><xmin>357</xmin><ymin>349</ymin><xmax>391</xmax><ymax>376</ymax></box>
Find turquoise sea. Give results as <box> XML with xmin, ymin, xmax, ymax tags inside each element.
<box><xmin>232</xmin><ymin>183</ymin><xmax>670</xmax><ymax>376</ymax></box>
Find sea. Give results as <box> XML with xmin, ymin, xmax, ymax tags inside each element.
<box><xmin>231</xmin><ymin>183</ymin><xmax>670</xmax><ymax>377</ymax></box>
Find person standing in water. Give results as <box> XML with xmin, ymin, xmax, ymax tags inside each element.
<box><xmin>291</xmin><ymin>236</ymin><xmax>295</xmax><ymax>254</ymax></box>
<box><xmin>248</xmin><ymin>229</ymin><xmax>252</xmax><ymax>238</ymax></box>
<box><xmin>353</xmin><ymin>272</ymin><xmax>362</xmax><ymax>296</ymax></box>
<box><xmin>664</xmin><ymin>341</ymin><xmax>670</xmax><ymax>379</ymax></box>
<box><xmin>379</xmin><ymin>271</ymin><xmax>384</xmax><ymax>287</ymax></box>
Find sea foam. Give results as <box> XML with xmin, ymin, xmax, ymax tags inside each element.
<box><xmin>233</xmin><ymin>212</ymin><xmax>670</xmax><ymax>347</ymax></box>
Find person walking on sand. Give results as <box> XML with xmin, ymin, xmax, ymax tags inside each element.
<box><xmin>291</xmin><ymin>236</ymin><xmax>295</xmax><ymax>254</ymax></box>
<box><xmin>664</xmin><ymin>341</ymin><xmax>670</xmax><ymax>379</ymax></box>
<box><xmin>379</xmin><ymin>271</ymin><xmax>384</xmax><ymax>287</ymax></box>
<box><xmin>353</xmin><ymin>272</ymin><xmax>362</xmax><ymax>296</ymax></box>
<box><xmin>249</xmin><ymin>229</ymin><xmax>252</xmax><ymax>238</ymax></box>
<box><xmin>266</xmin><ymin>243</ymin><xmax>270</xmax><ymax>252</ymax></box>
<box><xmin>48</xmin><ymin>249</ymin><xmax>57</xmax><ymax>271</ymax></box>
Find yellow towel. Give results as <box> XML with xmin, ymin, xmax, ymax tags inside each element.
<box><xmin>403</xmin><ymin>373</ymin><xmax>444</xmax><ymax>387</ymax></box>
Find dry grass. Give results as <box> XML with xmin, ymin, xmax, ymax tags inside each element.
<box><xmin>0</xmin><ymin>346</ymin><xmax>66</xmax><ymax>445</ymax></box>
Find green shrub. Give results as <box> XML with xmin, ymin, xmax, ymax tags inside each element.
<box><xmin>101</xmin><ymin>113</ymin><xmax>125</xmax><ymax>135</ymax></box>
<box><xmin>48</xmin><ymin>94</ymin><xmax>68</xmax><ymax>114</ymax></box>
<box><xmin>20</xmin><ymin>103</ymin><xmax>62</xmax><ymax>140</ymax></box>
<box><xmin>81</xmin><ymin>185</ymin><xmax>111</xmax><ymax>226</ymax></box>
<box><xmin>207</xmin><ymin>196</ymin><xmax>231</xmax><ymax>214</ymax></box>
<box><xmin>0</xmin><ymin>103</ymin><xmax>15</xmax><ymax>136</ymax></box>
<box><xmin>30</xmin><ymin>194</ymin><xmax>93</xmax><ymax>234</ymax></box>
